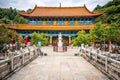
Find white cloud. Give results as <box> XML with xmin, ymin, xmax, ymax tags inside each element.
<box><xmin>0</xmin><ymin>0</ymin><xmax>112</xmax><ymax>11</ymax></box>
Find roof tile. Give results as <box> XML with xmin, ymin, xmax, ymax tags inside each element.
<box><xmin>18</xmin><ymin>5</ymin><xmax>102</xmax><ymax>17</ymax></box>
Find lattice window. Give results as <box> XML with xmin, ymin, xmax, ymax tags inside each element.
<box><xmin>29</xmin><ymin>21</ymin><xmax>37</xmax><ymax>25</ymax></box>
<box><xmin>46</xmin><ymin>21</ymin><xmax>53</xmax><ymax>25</ymax></box>
<box><xmin>37</xmin><ymin>21</ymin><xmax>43</xmax><ymax>25</ymax></box>
<box><xmin>78</xmin><ymin>21</ymin><xmax>85</xmax><ymax>25</ymax></box>
<box><xmin>57</xmin><ymin>21</ymin><xmax>64</xmax><ymax>25</ymax></box>
<box><xmin>68</xmin><ymin>21</ymin><xmax>75</xmax><ymax>25</ymax></box>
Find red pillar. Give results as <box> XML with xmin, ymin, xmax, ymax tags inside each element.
<box><xmin>108</xmin><ymin>40</ymin><xmax>111</xmax><ymax>49</ymax></box>
<box><xmin>26</xmin><ymin>36</ymin><xmax>29</xmax><ymax>45</ymax></box>
<box><xmin>93</xmin><ymin>38</ymin><xmax>96</xmax><ymax>46</ymax></box>
<box><xmin>11</xmin><ymin>38</ymin><xmax>14</xmax><ymax>46</ymax></box>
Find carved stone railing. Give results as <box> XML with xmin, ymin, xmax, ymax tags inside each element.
<box><xmin>81</xmin><ymin>48</ymin><xmax>120</xmax><ymax>80</ymax></box>
<box><xmin>0</xmin><ymin>46</ymin><xmax>40</xmax><ymax>80</ymax></box>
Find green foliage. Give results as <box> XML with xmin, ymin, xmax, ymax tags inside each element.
<box><xmin>106</xmin><ymin>23</ymin><xmax>119</xmax><ymax>44</ymax></box>
<box><xmin>90</xmin><ymin>22</ymin><xmax>119</xmax><ymax>44</ymax></box>
<box><xmin>0</xmin><ymin>24</ymin><xmax>18</xmax><ymax>49</ymax></box>
<box><xmin>72</xmin><ymin>22</ymin><xmax>120</xmax><ymax>46</ymax></box>
<box><xmin>0</xmin><ymin>7</ymin><xmax>27</xmax><ymax>24</ymax></box>
<box><xmin>94</xmin><ymin>5</ymin><xmax>102</xmax><ymax>11</ymax></box>
<box><xmin>13</xmin><ymin>15</ymin><xmax>27</xmax><ymax>24</ymax></box>
<box><xmin>103</xmin><ymin>0</ymin><xmax>120</xmax><ymax>7</ymax></box>
<box><xmin>72</xmin><ymin>0</ymin><xmax>120</xmax><ymax>46</ymax></box>
<box><xmin>72</xmin><ymin>30</ymin><xmax>92</xmax><ymax>46</ymax></box>
<box><xmin>30</xmin><ymin>32</ymin><xmax>49</xmax><ymax>46</ymax></box>
<box><xmin>90</xmin><ymin>22</ymin><xmax>108</xmax><ymax>43</ymax></box>
<box><xmin>27</xmin><ymin>9</ymin><xmax>32</xmax><ymax>12</ymax></box>
<box><xmin>116</xmin><ymin>31</ymin><xmax>120</xmax><ymax>45</ymax></box>
<box><xmin>94</xmin><ymin>0</ymin><xmax>120</xmax><ymax>24</ymax></box>
<box><xmin>93</xmin><ymin>0</ymin><xmax>120</xmax><ymax>45</ymax></box>
<box><xmin>1</xmin><ymin>18</ymin><xmax>11</xmax><ymax>24</ymax></box>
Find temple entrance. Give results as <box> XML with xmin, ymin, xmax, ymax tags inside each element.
<box><xmin>52</xmin><ymin>36</ymin><xmax>58</xmax><ymax>46</ymax></box>
<box><xmin>52</xmin><ymin>36</ymin><xmax>69</xmax><ymax>46</ymax></box>
<box><xmin>63</xmin><ymin>36</ymin><xmax>69</xmax><ymax>46</ymax></box>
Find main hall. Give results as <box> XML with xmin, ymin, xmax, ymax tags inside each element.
<box><xmin>9</xmin><ymin>4</ymin><xmax>102</xmax><ymax>46</ymax></box>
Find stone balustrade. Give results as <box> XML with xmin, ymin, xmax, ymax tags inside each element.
<box><xmin>0</xmin><ymin>46</ymin><xmax>40</xmax><ymax>80</ymax></box>
<box><xmin>81</xmin><ymin>47</ymin><xmax>120</xmax><ymax>80</ymax></box>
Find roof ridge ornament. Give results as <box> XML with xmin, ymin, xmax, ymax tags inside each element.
<box><xmin>35</xmin><ymin>4</ymin><xmax>37</xmax><ymax>7</ymax></box>
<box><xmin>84</xmin><ymin>4</ymin><xmax>86</xmax><ymax>7</ymax></box>
<box><xmin>60</xmin><ymin>3</ymin><xmax>61</xmax><ymax>7</ymax></box>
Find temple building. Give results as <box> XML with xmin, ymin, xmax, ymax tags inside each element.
<box><xmin>9</xmin><ymin>5</ymin><xmax>102</xmax><ymax>46</ymax></box>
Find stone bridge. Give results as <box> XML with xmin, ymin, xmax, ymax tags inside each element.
<box><xmin>0</xmin><ymin>46</ymin><xmax>120</xmax><ymax>80</ymax></box>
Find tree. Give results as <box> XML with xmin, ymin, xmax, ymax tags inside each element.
<box><xmin>0</xmin><ymin>24</ymin><xmax>18</xmax><ymax>50</ymax></box>
<box><xmin>27</xmin><ymin>9</ymin><xmax>32</xmax><ymax>12</ymax></box>
<box><xmin>72</xmin><ymin>30</ymin><xmax>92</xmax><ymax>46</ymax></box>
<box><xmin>90</xmin><ymin>22</ymin><xmax>108</xmax><ymax>44</ymax></box>
<box><xmin>30</xmin><ymin>32</ymin><xmax>49</xmax><ymax>46</ymax></box>
<box><xmin>106</xmin><ymin>23</ymin><xmax>119</xmax><ymax>44</ymax></box>
<box><xmin>94</xmin><ymin>5</ymin><xmax>102</xmax><ymax>11</ymax></box>
<box><xmin>94</xmin><ymin>0</ymin><xmax>120</xmax><ymax>24</ymax></box>
<box><xmin>0</xmin><ymin>7</ymin><xmax>27</xmax><ymax>24</ymax></box>
<box><xmin>90</xmin><ymin>22</ymin><xmax>119</xmax><ymax>47</ymax></box>
<box><xmin>13</xmin><ymin>15</ymin><xmax>27</xmax><ymax>24</ymax></box>
<box><xmin>1</xmin><ymin>18</ymin><xmax>11</xmax><ymax>24</ymax></box>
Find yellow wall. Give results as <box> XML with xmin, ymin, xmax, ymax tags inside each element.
<box><xmin>75</xmin><ymin>21</ymin><xmax>78</xmax><ymax>26</ymax></box>
<box><xmin>43</xmin><ymin>21</ymin><xmax>46</xmax><ymax>25</ymax></box>
<box><xmin>53</xmin><ymin>21</ymin><xmax>56</xmax><ymax>25</ymax></box>
<box><xmin>64</xmin><ymin>21</ymin><xmax>68</xmax><ymax>25</ymax></box>
<box><xmin>42</xmin><ymin>20</ymin><xmax>79</xmax><ymax>26</ymax></box>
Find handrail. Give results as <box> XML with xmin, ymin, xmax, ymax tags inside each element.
<box><xmin>81</xmin><ymin>48</ymin><xmax>120</xmax><ymax>80</ymax></box>
<box><xmin>0</xmin><ymin>58</ymin><xmax>10</xmax><ymax>65</ymax></box>
<box><xmin>0</xmin><ymin>46</ymin><xmax>40</xmax><ymax>79</ymax></box>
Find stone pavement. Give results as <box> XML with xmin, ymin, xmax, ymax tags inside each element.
<box><xmin>7</xmin><ymin>47</ymin><xmax>109</xmax><ymax>80</ymax></box>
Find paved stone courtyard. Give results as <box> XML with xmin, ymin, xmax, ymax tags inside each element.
<box><xmin>7</xmin><ymin>47</ymin><xmax>109</xmax><ymax>80</ymax></box>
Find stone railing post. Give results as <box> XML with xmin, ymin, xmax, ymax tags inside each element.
<box><xmin>85</xmin><ymin>48</ymin><xmax>87</xmax><ymax>57</ymax></box>
<box><xmin>28</xmin><ymin>47</ymin><xmax>31</xmax><ymax>59</ymax></box>
<box><xmin>36</xmin><ymin>47</ymin><xmax>39</xmax><ymax>55</ymax></box>
<box><xmin>33</xmin><ymin>45</ymin><xmax>37</xmax><ymax>55</ymax></box>
<box><xmin>105</xmin><ymin>57</ymin><xmax>108</xmax><ymax>72</ymax></box>
<box><xmin>105</xmin><ymin>52</ymin><xmax>109</xmax><ymax>72</ymax></box>
<box><xmin>38</xmin><ymin>47</ymin><xmax>42</xmax><ymax>55</ymax></box>
<box><xmin>95</xmin><ymin>49</ymin><xmax>100</xmax><ymax>62</ymax></box>
<box><xmin>35</xmin><ymin>46</ymin><xmax>39</xmax><ymax>56</ymax></box>
<box><xmin>89</xmin><ymin>48</ymin><xmax>92</xmax><ymax>59</ymax></box>
<box><xmin>21</xmin><ymin>51</ymin><xmax>25</xmax><ymax>64</ymax></box>
<box><xmin>96</xmin><ymin>51</ymin><xmax>98</xmax><ymax>61</ymax></box>
<box><xmin>22</xmin><ymin>52</ymin><xmax>25</xmax><ymax>64</ymax></box>
<box><xmin>10</xmin><ymin>53</ymin><xmax>14</xmax><ymax>71</ymax></box>
<box><xmin>20</xmin><ymin>48</ymin><xmax>25</xmax><ymax>64</ymax></box>
<box><xmin>80</xmin><ymin>48</ymin><xmax>82</xmax><ymax>55</ymax></box>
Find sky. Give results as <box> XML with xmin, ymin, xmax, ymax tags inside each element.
<box><xmin>0</xmin><ymin>0</ymin><xmax>112</xmax><ymax>11</ymax></box>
